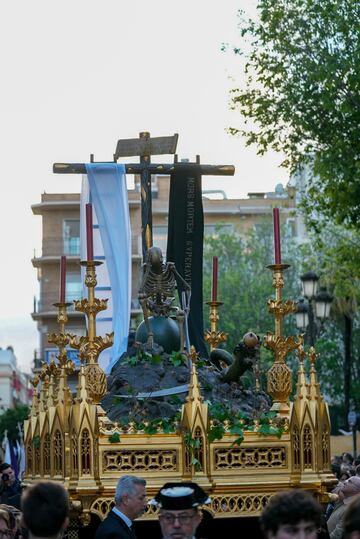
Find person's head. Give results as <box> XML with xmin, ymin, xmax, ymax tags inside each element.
<box><xmin>355</xmin><ymin>464</ymin><xmax>360</xmax><ymax>477</ymax></box>
<box><xmin>114</xmin><ymin>476</ymin><xmax>146</xmax><ymax>521</ymax></box>
<box><xmin>343</xmin><ymin>453</ymin><xmax>354</xmax><ymax>465</ymax></box>
<box><xmin>0</xmin><ymin>505</ymin><xmax>21</xmax><ymax>539</ymax></box>
<box><xmin>344</xmin><ymin>494</ymin><xmax>360</xmax><ymax>538</ymax></box>
<box><xmin>21</xmin><ymin>482</ymin><xmax>69</xmax><ymax>539</ymax></box>
<box><xmin>260</xmin><ymin>490</ymin><xmax>322</xmax><ymax>539</ymax></box>
<box><xmin>0</xmin><ymin>465</ymin><xmax>15</xmax><ymax>487</ymax></box>
<box><xmin>0</xmin><ymin>509</ymin><xmax>12</xmax><ymax>539</ymax></box>
<box><xmin>155</xmin><ymin>482</ymin><xmax>209</xmax><ymax>539</ymax></box>
<box><xmin>341</xmin><ymin>470</ymin><xmax>352</xmax><ymax>482</ymax></box>
<box><xmin>339</xmin><ymin>476</ymin><xmax>360</xmax><ymax>501</ymax></box>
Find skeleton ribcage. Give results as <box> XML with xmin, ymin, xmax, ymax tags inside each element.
<box><xmin>144</xmin><ymin>267</ymin><xmax>176</xmax><ymax>302</ymax></box>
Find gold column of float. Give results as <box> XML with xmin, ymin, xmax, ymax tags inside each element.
<box><xmin>69</xmin><ymin>260</ymin><xmax>113</xmax><ymax>406</ymax></box>
<box><xmin>204</xmin><ymin>301</ymin><xmax>227</xmax><ymax>351</ymax></box>
<box><xmin>264</xmin><ymin>264</ymin><xmax>300</xmax><ymax>415</ymax></box>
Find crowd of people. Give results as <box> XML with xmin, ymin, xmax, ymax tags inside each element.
<box><xmin>1</xmin><ymin>458</ymin><xmax>360</xmax><ymax>539</ymax></box>
<box><xmin>0</xmin><ymin>465</ymin><xmax>69</xmax><ymax>539</ymax></box>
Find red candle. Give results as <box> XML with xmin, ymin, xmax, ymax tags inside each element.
<box><xmin>273</xmin><ymin>207</ymin><xmax>281</xmax><ymax>264</ymax></box>
<box><xmin>59</xmin><ymin>256</ymin><xmax>66</xmax><ymax>303</ymax></box>
<box><xmin>86</xmin><ymin>203</ymin><xmax>94</xmax><ymax>261</ymax></box>
<box><xmin>212</xmin><ymin>256</ymin><xmax>218</xmax><ymax>301</ymax></box>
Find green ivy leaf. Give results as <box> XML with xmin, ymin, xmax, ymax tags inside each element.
<box><xmin>108</xmin><ymin>433</ymin><xmax>120</xmax><ymax>443</ymax></box>
<box><xmin>208</xmin><ymin>425</ymin><xmax>225</xmax><ymax>443</ymax></box>
<box><xmin>150</xmin><ymin>354</ymin><xmax>162</xmax><ymax>365</ymax></box>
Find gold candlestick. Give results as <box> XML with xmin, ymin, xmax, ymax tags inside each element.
<box><xmin>204</xmin><ymin>301</ymin><xmax>227</xmax><ymax>351</ymax></box>
<box><xmin>69</xmin><ymin>260</ymin><xmax>113</xmax><ymax>404</ymax></box>
<box><xmin>263</xmin><ymin>263</ymin><xmax>300</xmax><ymax>415</ymax></box>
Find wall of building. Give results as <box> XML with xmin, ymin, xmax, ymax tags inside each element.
<box><xmin>0</xmin><ymin>347</ymin><xmax>31</xmax><ymax>412</ymax></box>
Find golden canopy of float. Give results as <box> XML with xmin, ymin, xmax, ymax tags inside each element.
<box><xmin>23</xmin><ymin>250</ymin><xmax>336</xmax><ymax>528</ymax></box>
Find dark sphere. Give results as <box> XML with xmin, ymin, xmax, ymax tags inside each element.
<box><xmin>135</xmin><ymin>316</ymin><xmax>181</xmax><ymax>353</ymax></box>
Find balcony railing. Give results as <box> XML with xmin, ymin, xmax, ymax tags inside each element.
<box><xmin>34</xmin><ymin>236</ymin><xmax>141</xmax><ymax>258</ymax></box>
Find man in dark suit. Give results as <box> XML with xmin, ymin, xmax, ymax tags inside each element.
<box><xmin>95</xmin><ymin>476</ymin><xmax>146</xmax><ymax>539</ymax></box>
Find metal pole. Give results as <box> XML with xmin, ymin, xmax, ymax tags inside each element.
<box><xmin>308</xmin><ymin>299</ymin><xmax>316</xmax><ymax>347</ymax></box>
<box><xmin>353</xmin><ymin>425</ymin><xmax>357</xmax><ymax>459</ymax></box>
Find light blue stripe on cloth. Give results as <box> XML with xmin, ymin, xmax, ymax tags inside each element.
<box><xmin>85</xmin><ymin>163</ymin><xmax>131</xmax><ymax>373</ymax></box>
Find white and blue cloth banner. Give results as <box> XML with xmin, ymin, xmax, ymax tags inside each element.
<box><xmin>80</xmin><ymin>163</ymin><xmax>131</xmax><ymax>373</ymax></box>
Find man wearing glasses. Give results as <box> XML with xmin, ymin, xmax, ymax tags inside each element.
<box><xmin>152</xmin><ymin>482</ymin><xmax>210</xmax><ymax>539</ymax></box>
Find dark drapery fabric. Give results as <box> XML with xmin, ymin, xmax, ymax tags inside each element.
<box><xmin>166</xmin><ymin>166</ymin><xmax>208</xmax><ymax>358</ymax></box>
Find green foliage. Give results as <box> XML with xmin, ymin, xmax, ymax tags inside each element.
<box><xmin>0</xmin><ymin>404</ymin><xmax>29</xmax><ymax>444</ymax></box>
<box><xmin>203</xmin><ymin>224</ymin><xmax>359</xmax><ymax>425</ymax></box>
<box><xmin>168</xmin><ymin>351</ymin><xmax>187</xmax><ymax>367</ymax></box>
<box><xmin>122</xmin><ymin>349</ymin><xmax>162</xmax><ymax>367</ymax></box>
<box><xmin>108</xmin><ymin>433</ymin><xmax>121</xmax><ymax>443</ymax></box>
<box><xmin>207</xmin><ymin>402</ymin><xmax>285</xmax><ymax>445</ymax></box>
<box><xmin>229</xmin><ymin>0</ymin><xmax>360</xmax><ymax>228</ymax></box>
<box><xmin>203</xmin><ymin>221</ymin><xmax>304</xmax><ymax>354</ymax></box>
<box><xmin>183</xmin><ymin>432</ymin><xmax>202</xmax><ymax>470</ymax></box>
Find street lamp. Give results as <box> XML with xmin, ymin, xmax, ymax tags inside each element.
<box><xmin>295</xmin><ymin>272</ymin><xmax>333</xmax><ymax>345</ymax></box>
<box><xmin>314</xmin><ymin>287</ymin><xmax>333</xmax><ymax>320</ymax></box>
<box><xmin>300</xmin><ymin>271</ymin><xmax>319</xmax><ymax>300</ymax></box>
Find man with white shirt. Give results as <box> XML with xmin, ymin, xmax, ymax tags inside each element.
<box><xmin>95</xmin><ymin>476</ymin><xmax>146</xmax><ymax>539</ymax></box>
<box><xmin>327</xmin><ymin>475</ymin><xmax>360</xmax><ymax>539</ymax></box>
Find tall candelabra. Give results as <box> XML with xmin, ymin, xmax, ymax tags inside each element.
<box><xmin>263</xmin><ymin>264</ymin><xmax>301</xmax><ymax>415</ymax></box>
<box><xmin>68</xmin><ymin>260</ymin><xmax>113</xmax><ymax>405</ymax></box>
<box><xmin>204</xmin><ymin>300</ymin><xmax>227</xmax><ymax>351</ymax></box>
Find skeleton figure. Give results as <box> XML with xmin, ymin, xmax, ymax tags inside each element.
<box><xmin>138</xmin><ymin>246</ymin><xmax>191</xmax><ymax>350</ymax></box>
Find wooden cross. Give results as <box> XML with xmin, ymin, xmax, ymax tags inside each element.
<box><xmin>53</xmin><ymin>131</ymin><xmax>235</xmax><ymax>260</ymax></box>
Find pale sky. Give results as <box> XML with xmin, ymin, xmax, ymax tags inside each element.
<box><xmin>0</xmin><ymin>0</ymin><xmax>287</xmax><ymax>372</ymax></box>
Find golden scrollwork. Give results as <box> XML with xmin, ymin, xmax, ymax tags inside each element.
<box><xmin>211</xmin><ymin>494</ymin><xmax>273</xmax><ymax>515</ymax></box>
<box><xmin>267</xmin><ymin>362</ymin><xmax>292</xmax><ymax>403</ymax></box>
<box><xmin>69</xmin><ymin>334</ymin><xmax>113</xmax><ymax>364</ymax></box>
<box><xmin>84</xmin><ymin>363</ymin><xmax>107</xmax><ymax>404</ymax></box>
<box><xmin>267</xmin><ymin>299</ymin><xmax>297</xmax><ymax>317</ymax></box>
<box><xmin>213</xmin><ymin>446</ymin><xmax>287</xmax><ymax>469</ymax></box>
<box><xmin>102</xmin><ymin>449</ymin><xmax>178</xmax><ymax>472</ymax></box>
<box><xmin>263</xmin><ymin>333</ymin><xmax>301</xmax><ymax>363</ymax></box>
<box><xmin>204</xmin><ymin>329</ymin><xmax>228</xmax><ymax>349</ymax></box>
<box><xmin>47</xmin><ymin>332</ymin><xmax>70</xmax><ymax>349</ymax></box>
<box><xmin>73</xmin><ymin>298</ymin><xmax>109</xmax><ymax>316</ymax></box>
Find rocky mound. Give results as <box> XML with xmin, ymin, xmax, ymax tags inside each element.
<box><xmin>102</xmin><ymin>340</ymin><xmax>271</xmax><ymax>425</ymax></box>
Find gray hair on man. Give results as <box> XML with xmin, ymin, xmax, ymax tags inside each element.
<box><xmin>115</xmin><ymin>475</ymin><xmax>146</xmax><ymax>505</ymax></box>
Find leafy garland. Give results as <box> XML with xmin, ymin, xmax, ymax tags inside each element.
<box><xmin>108</xmin><ymin>402</ymin><xmax>285</xmax><ymax>445</ymax></box>
<box><xmin>207</xmin><ymin>402</ymin><xmax>286</xmax><ymax>446</ymax></box>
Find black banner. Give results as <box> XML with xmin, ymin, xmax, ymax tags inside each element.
<box><xmin>166</xmin><ymin>166</ymin><xmax>208</xmax><ymax>357</ymax></box>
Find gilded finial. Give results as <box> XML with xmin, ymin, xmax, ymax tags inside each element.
<box><xmin>295</xmin><ymin>337</ymin><xmax>309</xmax><ymax>401</ymax></box>
<box><xmin>308</xmin><ymin>346</ymin><xmax>321</xmax><ymax>401</ymax></box>
<box><xmin>30</xmin><ymin>375</ymin><xmax>40</xmax><ymax>416</ymax></box>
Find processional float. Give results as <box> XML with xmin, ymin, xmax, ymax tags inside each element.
<box><xmin>24</xmin><ymin>133</ymin><xmax>336</xmax><ymax>534</ymax></box>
